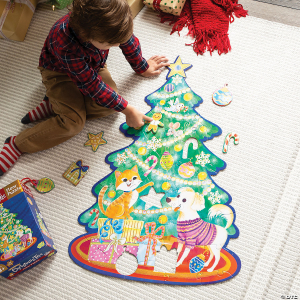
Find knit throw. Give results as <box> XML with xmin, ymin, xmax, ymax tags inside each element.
<box><xmin>159</xmin><ymin>0</ymin><xmax>248</xmax><ymax>55</ymax></box>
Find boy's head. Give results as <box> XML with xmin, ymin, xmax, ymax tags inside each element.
<box><xmin>69</xmin><ymin>0</ymin><xmax>133</xmax><ymax>48</ymax></box>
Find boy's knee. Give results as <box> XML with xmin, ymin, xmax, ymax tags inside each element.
<box><xmin>61</xmin><ymin>114</ymin><xmax>86</xmax><ymax>135</ymax></box>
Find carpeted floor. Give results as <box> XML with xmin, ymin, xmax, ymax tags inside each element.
<box><xmin>0</xmin><ymin>4</ymin><xmax>300</xmax><ymax>300</ymax></box>
<box><xmin>253</xmin><ymin>0</ymin><xmax>300</xmax><ymax>9</ymax></box>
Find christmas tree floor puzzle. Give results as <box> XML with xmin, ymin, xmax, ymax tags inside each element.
<box><xmin>69</xmin><ymin>56</ymin><xmax>240</xmax><ymax>285</ymax></box>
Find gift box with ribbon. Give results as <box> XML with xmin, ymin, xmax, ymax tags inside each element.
<box><xmin>97</xmin><ymin>218</ymin><xmax>144</xmax><ymax>244</ymax></box>
<box><xmin>0</xmin><ymin>0</ymin><xmax>44</xmax><ymax>41</ymax></box>
<box><xmin>88</xmin><ymin>234</ymin><xmax>126</xmax><ymax>264</ymax></box>
<box><xmin>134</xmin><ymin>222</ymin><xmax>165</xmax><ymax>266</ymax></box>
<box><xmin>63</xmin><ymin>160</ymin><xmax>89</xmax><ymax>186</ymax></box>
<box><xmin>143</xmin><ymin>0</ymin><xmax>186</xmax><ymax>16</ymax></box>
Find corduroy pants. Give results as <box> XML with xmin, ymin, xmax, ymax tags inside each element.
<box><xmin>15</xmin><ymin>65</ymin><xmax>117</xmax><ymax>153</ymax></box>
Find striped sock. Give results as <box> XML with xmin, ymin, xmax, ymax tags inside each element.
<box><xmin>21</xmin><ymin>95</ymin><xmax>54</xmax><ymax>124</ymax></box>
<box><xmin>0</xmin><ymin>136</ymin><xmax>22</xmax><ymax>176</ymax></box>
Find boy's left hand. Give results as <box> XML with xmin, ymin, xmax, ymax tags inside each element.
<box><xmin>141</xmin><ymin>56</ymin><xmax>170</xmax><ymax>77</ymax></box>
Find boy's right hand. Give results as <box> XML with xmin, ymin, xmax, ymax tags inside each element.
<box><xmin>122</xmin><ymin>104</ymin><xmax>152</xmax><ymax>128</ymax></box>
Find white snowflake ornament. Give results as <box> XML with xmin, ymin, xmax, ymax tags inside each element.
<box><xmin>172</xmin><ymin>75</ymin><xmax>183</xmax><ymax>85</ymax></box>
<box><xmin>208</xmin><ymin>191</ymin><xmax>221</xmax><ymax>204</ymax></box>
<box><xmin>147</xmin><ymin>137</ymin><xmax>162</xmax><ymax>151</ymax></box>
<box><xmin>195</xmin><ymin>151</ymin><xmax>211</xmax><ymax>167</ymax></box>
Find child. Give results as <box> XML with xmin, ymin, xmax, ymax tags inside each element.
<box><xmin>0</xmin><ymin>0</ymin><xmax>169</xmax><ymax>176</ymax></box>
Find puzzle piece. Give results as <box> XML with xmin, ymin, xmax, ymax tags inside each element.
<box><xmin>63</xmin><ymin>160</ymin><xmax>89</xmax><ymax>186</ymax></box>
<box><xmin>84</xmin><ymin>131</ymin><xmax>107</xmax><ymax>152</ymax></box>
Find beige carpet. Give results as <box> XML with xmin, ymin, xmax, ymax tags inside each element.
<box><xmin>0</xmin><ymin>4</ymin><xmax>300</xmax><ymax>300</ymax></box>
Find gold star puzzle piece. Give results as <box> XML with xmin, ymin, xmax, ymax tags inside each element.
<box><xmin>166</xmin><ymin>56</ymin><xmax>192</xmax><ymax>79</ymax></box>
<box><xmin>84</xmin><ymin>131</ymin><xmax>107</xmax><ymax>152</ymax></box>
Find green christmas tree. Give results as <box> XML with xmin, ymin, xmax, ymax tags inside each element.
<box><xmin>71</xmin><ymin>56</ymin><xmax>240</xmax><ymax>283</ymax></box>
<box><xmin>79</xmin><ymin>56</ymin><xmax>237</xmax><ymax>237</ymax></box>
<box><xmin>0</xmin><ymin>204</ymin><xmax>26</xmax><ymax>254</ymax></box>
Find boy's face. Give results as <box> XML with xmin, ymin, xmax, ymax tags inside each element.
<box><xmin>90</xmin><ymin>40</ymin><xmax>120</xmax><ymax>50</ymax></box>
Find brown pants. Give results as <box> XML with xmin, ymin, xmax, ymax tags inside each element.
<box><xmin>15</xmin><ymin>66</ymin><xmax>117</xmax><ymax>153</ymax></box>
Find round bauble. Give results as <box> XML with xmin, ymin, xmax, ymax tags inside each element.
<box><xmin>138</xmin><ymin>147</ymin><xmax>147</xmax><ymax>155</ymax></box>
<box><xmin>178</xmin><ymin>162</ymin><xmax>195</xmax><ymax>178</ymax></box>
<box><xmin>162</xmin><ymin>182</ymin><xmax>171</xmax><ymax>191</ymax></box>
<box><xmin>159</xmin><ymin>215</ymin><xmax>168</xmax><ymax>224</ymax></box>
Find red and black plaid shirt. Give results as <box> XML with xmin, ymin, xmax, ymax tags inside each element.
<box><xmin>39</xmin><ymin>13</ymin><xmax>149</xmax><ymax>112</ymax></box>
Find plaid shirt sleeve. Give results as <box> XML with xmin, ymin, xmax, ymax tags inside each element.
<box><xmin>119</xmin><ymin>34</ymin><xmax>149</xmax><ymax>74</ymax></box>
<box><xmin>56</xmin><ymin>47</ymin><xmax>128</xmax><ymax>112</ymax></box>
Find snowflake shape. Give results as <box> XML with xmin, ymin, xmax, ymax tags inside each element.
<box><xmin>172</xmin><ymin>75</ymin><xmax>182</xmax><ymax>85</ymax></box>
<box><xmin>147</xmin><ymin>137</ymin><xmax>162</xmax><ymax>151</ymax></box>
<box><xmin>116</xmin><ymin>152</ymin><xmax>128</xmax><ymax>165</ymax></box>
<box><xmin>195</xmin><ymin>151</ymin><xmax>211</xmax><ymax>167</ymax></box>
<box><xmin>208</xmin><ymin>191</ymin><xmax>221</xmax><ymax>204</ymax></box>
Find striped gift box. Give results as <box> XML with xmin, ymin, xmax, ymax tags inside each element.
<box><xmin>97</xmin><ymin>218</ymin><xmax>144</xmax><ymax>244</ymax></box>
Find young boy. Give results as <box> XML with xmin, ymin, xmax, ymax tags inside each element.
<box><xmin>0</xmin><ymin>0</ymin><xmax>169</xmax><ymax>176</ymax></box>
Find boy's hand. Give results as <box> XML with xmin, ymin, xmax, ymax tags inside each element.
<box><xmin>141</xmin><ymin>56</ymin><xmax>170</xmax><ymax>77</ymax></box>
<box><xmin>122</xmin><ymin>104</ymin><xmax>153</xmax><ymax>128</ymax></box>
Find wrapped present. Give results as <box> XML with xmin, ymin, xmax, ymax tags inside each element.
<box><xmin>127</xmin><ymin>0</ymin><xmax>144</xmax><ymax>18</ymax></box>
<box><xmin>97</xmin><ymin>218</ymin><xmax>144</xmax><ymax>244</ymax></box>
<box><xmin>88</xmin><ymin>234</ymin><xmax>126</xmax><ymax>264</ymax></box>
<box><xmin>0</xmin><ymin>180</ymin><xmax>56</xmax><ymax>279</ymax></box>
<box><xmin>134</xmin><ymin>222</ymin><xmax>165</xmax><ymax>266</ymax></box>
<box><xmin>63</xmin><ymin>160</ymin><xmax>89</xmax><ymax>186</ymax></box>
<box><xmin>136</xmin><ymin>238</ymin><xmax>162</xmax><ymax>266</ymax></box>
<box><xmin>0</xmin><ymin>0</ymin><xmax>39</xmax><ymax>41</ymax></box>
<box><xmin>143</xmin><ymin>0</ymin><xmax>186</xmax><ymax>16</ymax></box>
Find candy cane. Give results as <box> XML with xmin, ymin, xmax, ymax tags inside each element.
<box><xmin>89</xmin><ymin>209</ymin><xmax>99</xmax><ymax>226</ymax></box>
<box><xmin>223</xmin><ymin>133</ymin><xmax>239</xmax><ymax>153</ymax></box>
<box><xmin>182</xmin><ymin>138</ymin><xmax>198</xmax><ymax>159</ymax></box>
<box><xmin>144</xmin><ymin>155</ymin><xmax>158</xmax><ymax>177</ymax></box>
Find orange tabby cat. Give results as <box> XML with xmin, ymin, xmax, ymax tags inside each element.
<box><xmin>98</xmin><ymin>165</ymin><xmax>154</xmax><ymax>219</ymax></box>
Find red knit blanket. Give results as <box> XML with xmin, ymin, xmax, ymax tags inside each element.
<box><xmin>159</xmin><ymin>0</ymin><xmax>248</xmax><ymax>55</ymax></box>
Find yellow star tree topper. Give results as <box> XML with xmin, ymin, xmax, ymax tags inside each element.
<box><xmin>166</xmin><ymin>56</ymin><xmax>192</xmax><ymax>79</ymax></box>
<box><xmin>84</xmin><ymin>132</ymin><xmax>107</xmax><ymax>152</ymax></box>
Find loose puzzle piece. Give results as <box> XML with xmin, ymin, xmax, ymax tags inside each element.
<box><xmin>21</xmin><ymin>177</ymin><xmax>55</xmax><ymax>193</ymax></box>
<box><xmin>63</xmin><ymin>160</ymin><xmax>89</xmax><ymax>186</ymax></box>
<box><xmin>212</xmin><ymin>84</ymin><xmax>233</xmax><ymax>106</ymax></box>
<box><xmin>223</xmin><ymin>132</ymin><xmax>239</xmax><ymax>153</ymax></box>
<box><xmin>68</xmin><ymin>56</ymin><xmax>240</xmax><ymax>285</ymax></box>
<box><xmin>84</xmin><ymin>132</ymin><xmax>107</xmax><ymax>152</ymax></box>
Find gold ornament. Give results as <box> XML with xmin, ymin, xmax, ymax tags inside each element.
<box><xmin>108</xmin><ymin>190</ymin><xmax>116</xmax><ymax>198</ymax></box>
<box><xmin>159</xmin><ymin>215</ymin><xmax>168</xmax><ymax>224</ymax></box>
<box><xmin>162</xmin><ymin>182</ymin><xmax>171</xmax><ymax>191</ymax></box>
<box><xmin>138</xmin><ymin>147</ymin><xmax>147</xmax><ymax>155</ymax></box>
<box><xmin>174</xmin><ymin>144</ymin><xmax>182</xmax><ymax>152</ymax></box>
<box><xmin>160</xmin><ymin>100</ymin><xmax>166</xmax><ymax>105</ymax></box>
<box><xmin>198</xmin><ymin>172</ymin><xmax>207</xmax><ymax>180</ymax></box>
<box><xmin>184</xmin><ymin>93</ymin><xmax>193</xmax><ymax>101</ymax></box>
<box><xmin>200</xmin><ymin>126</ymin><xmax>207</xmax><ymax>133</ymax></box>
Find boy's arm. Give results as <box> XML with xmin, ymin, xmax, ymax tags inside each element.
<box><xmin>119</xmin><ymin>34</ymin><xmax>149</xmax><ymax>74</ymax></box>
<box><xmin>120</xmin><ymin>35</ymin><xmax>170</xmax><ymax>77</ymax></box>
<box><xmin>57</xmin><ymin>48</ymin><xmax>127</xmax><ymax>112</ymax></box>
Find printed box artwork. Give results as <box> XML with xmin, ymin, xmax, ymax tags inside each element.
<box><xmin>0</xmin><ymin>180</ymin><xmax>56</xmax><ymax>280</ymax></box>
